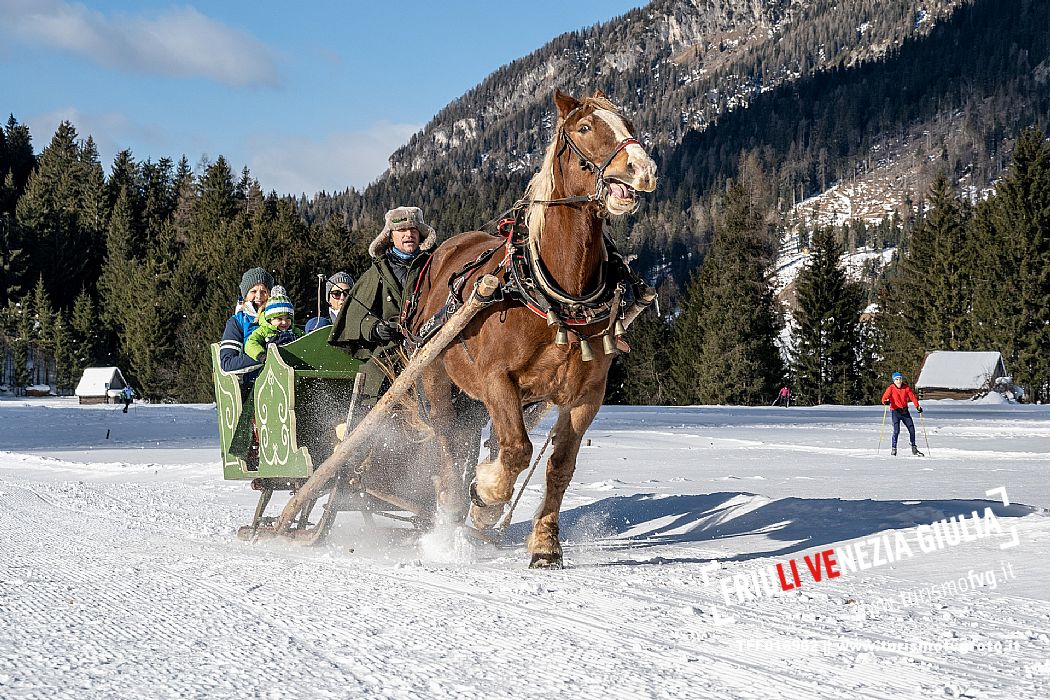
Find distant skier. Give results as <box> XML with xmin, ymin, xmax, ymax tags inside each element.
<box><xmin>121</xmin><ymin>385</ymin><xmax>134</xmax><ymax>414</ymax></box>
<box><xmin>774</xmin><ymin>386</ymin><xmax>791</xmax><ymax>407</ymax></box>
<box><xmin>881</xmin><ymin>372</ymin><xmax>923</xmax><ymax>456</ymax></box>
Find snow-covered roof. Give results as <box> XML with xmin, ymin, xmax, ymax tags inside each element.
<box><xmin>75</xmin><ymin>367</ymin><xmax>128</xmax><ymax>396</ymax></box>
<box><xmin>915</xmin><ymin>352</ymin><xmax>1005</xmax><ymax>390</ymax></box>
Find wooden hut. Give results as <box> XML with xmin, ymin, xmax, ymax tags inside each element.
<box><xmin>915</xmin><ymin>351</ymin><xmax>1007</xmax><ymax>400</ymax></box>
<box><xmin>74</xmin><ymin>367</ymin><xmax>129</xmax><ymax>405</ymax></box>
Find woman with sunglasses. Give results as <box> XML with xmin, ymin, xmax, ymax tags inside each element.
<box><xmin>305</xmin><ymin>271</ymin><xmax>355</xmax><ymax>332</ymax></box>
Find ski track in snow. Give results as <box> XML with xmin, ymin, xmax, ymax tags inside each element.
<box><xmin>2</xmin><ymin>398</ymin><xmax>1050</xmax><ymax>698</ymax></box>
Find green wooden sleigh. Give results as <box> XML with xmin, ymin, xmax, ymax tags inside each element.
<box><xmin>211</xmin><ymin>328</ymin><xmax>372</xmax><ymax>539</ymax></box>
<box><xmin>211</xmin><ymin>327</ymin><xmax>361</xmax><ymax>479</ymax></box>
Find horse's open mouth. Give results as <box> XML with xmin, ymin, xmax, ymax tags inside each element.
<box><xmin>606</xmin><ymin>180</ymin><xmax>636</xmax><ymax>202</ymax></box>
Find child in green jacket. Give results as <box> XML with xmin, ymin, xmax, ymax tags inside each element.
<box><xmin>244</xmin><ymin>288</ymin><xmax>304</xmax><ymax>361</ymax></box>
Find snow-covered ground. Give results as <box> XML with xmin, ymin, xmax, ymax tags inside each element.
<box><xmin>773</xmin><ymin>236</ymin><xmax>895</xmax><ymax>298</ymax></box>
<box><xmin>2</xmin><ymin>397</ymin><xmax>1049</xmax><ymax>698</ymax></box>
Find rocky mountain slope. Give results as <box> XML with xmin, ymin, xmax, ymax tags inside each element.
<box><xmin>389</xmin><ymin>0</ymin><xmax>964</xmax><ymax>176</ymax></box>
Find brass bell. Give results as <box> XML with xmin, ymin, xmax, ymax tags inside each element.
<box><xmin>546</xmin><ymin>309</ymin><xmax>559</xmax><ymax>326</ymax></box>
<box><xmin>602</xmin><ymin>334</ymin><xmax>616</xmax><ymax>355</ymax></box>
<box><xmin>614</xmin><ymin>319</ymin><xmax>626</xmax><ymax>337</ymax></box>
<box><xmin>555</xmin><ymin>327</ymin><xmax>569</xmax><ymax>346</ymax></box>
<box><xmin>580</xmin><ymin>338</ymin><xmax>594</xmax><ymax>362</ymax></box>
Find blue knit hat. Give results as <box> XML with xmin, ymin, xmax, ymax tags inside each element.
<box><xmin>239</xmin><ymin>267</ymin><xmax>274</xmax><ymax>298</ymax></box>
<box><xmin>262</xmin><ymin>290</ymin><xmax>295</xmax><ymax>323</ymax></box>
<box><xmin>892</xmin><ymin>372</ymin><xmax>903</xmax><ymax>381</ymax></box>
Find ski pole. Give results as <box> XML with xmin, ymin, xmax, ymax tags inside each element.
<box><xmin>919</xmin><ymin>411</ymin><xmax>932</xmax><ymax>457</ymax></box>
<box><xmin>877</xmin><ymin>403</ymin><xmax>888</xmax><ymax>454</ymax></box>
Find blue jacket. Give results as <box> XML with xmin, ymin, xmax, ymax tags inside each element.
<box><xmin>304</xmin><ymin>308</ymin><xmax>338</xmax><ymax>333</ymax></box>
<box><xmin>219</xmin><ymin>309</ymin><xmax>264</xmax><ymax>375</ymax></box>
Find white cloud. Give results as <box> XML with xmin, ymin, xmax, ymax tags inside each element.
<box><xmin>1</xmin><ymin>0</ymin><xmax>278</xmax><ymax>87</ymax></box>
<box><xmin>248</xmin><ymin>121</ymin><xmax>422</xmax><ymax>196</ymax></box>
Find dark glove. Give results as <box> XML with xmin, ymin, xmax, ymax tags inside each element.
<box><xmin>916</xmin><ymin>407</ymin><xmax>923</xmax><ymax>414</ymax></box>
<box><xmin>372</xmin><ymin>320</ymin><xmax>402</xmax><ymax>342</ymax></box>
<box><xmin>882</xmin><ymin>400</ymin><xmax>890</xmax><ymax>405</ymax></box>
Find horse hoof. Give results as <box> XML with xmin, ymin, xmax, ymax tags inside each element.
<box><xmin>529</xmin><ymin>552</ymin><xmax>563</xmax><ymax>569</ymax></box>
<box><xmin>468</xmin><ymin>480</ymin><xmax>488</xmax><ymax>507</ymax></box>
<box><xmin>470</xmin><ymin>502</ymin><xmax>504</xmax><ymax>529</ymax></box>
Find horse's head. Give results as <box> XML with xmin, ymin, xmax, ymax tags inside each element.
<box><xmin>553</xmin><ymin>89</ymin><xmax>657</xmax><ymax>216</ymax></box>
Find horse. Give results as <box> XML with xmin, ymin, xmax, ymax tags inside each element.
<box><xmin>409</xmin><ymin>89</ymin><xmax>658</xmax><ymax>568</ymax></box>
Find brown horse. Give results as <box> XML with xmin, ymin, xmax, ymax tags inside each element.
<box><xmin>410</xmin><ymin>89</ymin><xmax>657</xmax><ymax>568</ymax></box>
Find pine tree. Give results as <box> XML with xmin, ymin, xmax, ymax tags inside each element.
<box><xmin>619</xmin><ymin>298</ymin><xmax>675</xmax><ymax>405</ymax></box>
<box><xmin>0</xmin><ymin>172</ymin><xmax>28</xmax><ymax>305</ymax></box>
<box><xmin>15</xmin><ymin>122</ymin><xmax>107</xmax><ymax>304</ymax></box>
<box><xmin>878</xmin><ymin>174</ymin><xmax>971</xmax><ymax>378</ymax></box>
<box><xmin>791</xmin><ymin>228</ymin><xmax>864</xmax><ymax>405</ymax></box>
<box><xmin>3</xmin><ymin>115</ymin><xmax>35</xmax><ymax>196</ymax></box>
<box><xmin>11</xmin><ymin>300</ymin><xmax>31</xmax><ymax>393</ymax></box>
<box><xmin>971</xmin><ymin>128</ymin><xmax>1050</xmax><ymax>402</ymax></box>
<box><xmin>77</xmin><ymin>136</ymin><xmax>109</xmax><ymax>292</ymax></box>
<box><xmin>921</xmin><ymin>174</ymin><xmax>973</xmax><ymax>349</ymax></box>
<box><xmin>107</xmin><ymin>150</ymin><xmax>141</xmax><ymax>215</ymax></box>
<box><xmin>174</xmin><ymin>156</ymin><xmax>242</xmax><ymax>401</ymax></box>
<box><xmin>671</xmin><ymin>177</ymin><xmax>784</xmax><ymax>405</ymax></box>
<box><xmin>171</xmin><ymin>156</ymin><xmax>195</xmax><ymax>245</ymax></box>
<box><xmin>99</xmin><ymin>188</ymin><xmax>137</xmax><ymax>332</ymax></box>
<box><xmin>71</xmin><ymin>290</ymin><xmax>98</xmax><ymax>376</ymax></box>
<box><xmin>141</xmin><ymin>157</ymin><xmax>176</xmax><ymax>247</ymax></box>
<box><xmin>29</xmin><ymin>276</ymin><xmax>55</xmax><ymax>386</ymax></box>
<box><xmin>51</xmin><ymin>312</ymin><xmax>73</xmax><ymax>394</ymax></box>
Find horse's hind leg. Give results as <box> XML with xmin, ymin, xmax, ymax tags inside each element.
<box><xmin>421</xmin><ymin>361</ymin><xmax>469</xmax><ymax>520</ymax></box>
<box><xmin>471</xmin><ymin>375</ymin><xmax>532</xmax><ymax>527</ymax></box>
<box><xmin>528</xmin><ymin>399</ymin><xmax>601</xmax><ymax>568</ymax></box>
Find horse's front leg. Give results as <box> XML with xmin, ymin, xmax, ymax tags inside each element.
<box><xmin>528</xmin><ymin>399</ymin><xmax>601</xmax><ymax>569</ymax></box>
<box><xmin>470</xmin><ymin>375</ymin><xmax>531</xmax><ymax>528</ymax></box>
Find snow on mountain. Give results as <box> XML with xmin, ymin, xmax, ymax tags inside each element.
<box><xmin>2</xmin><ymin>397</ymin><xmax>1049</xmax><ymax>697</ymax></box>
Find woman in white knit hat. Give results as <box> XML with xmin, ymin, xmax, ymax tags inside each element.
<box><xmin>305</xmin><ymin>271</ymin><xmax>355</xmax><ymax>333</ymax></box>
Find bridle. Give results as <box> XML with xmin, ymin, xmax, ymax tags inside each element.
<box><xmin>531</xmin><ymin>105</ymin><xmax>641</xmax><ymax>208</ymax></box>
<box><xmin>510</xmin><ymin>104</ymin><xmax>645</xmax><ymax>307</ymax></box>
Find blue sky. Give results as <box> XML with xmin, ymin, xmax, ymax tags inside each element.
<box><xmin>0</xmin><ymin>0</ymin><xmax>647</xmax><ymax>195</ymax></box>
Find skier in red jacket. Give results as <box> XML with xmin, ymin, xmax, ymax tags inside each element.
<box><xmin>881</xmin><ymin>371</ymin><xmax>923</xmax><ymax>456</ymax></box>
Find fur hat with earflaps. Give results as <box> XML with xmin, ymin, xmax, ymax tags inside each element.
<box><xmin>369</xmin><ymin>206</ymin><xmax>438</xmax><ymax>258</ymax></box>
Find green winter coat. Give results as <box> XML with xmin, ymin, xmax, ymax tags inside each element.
<box><xmin>244</xmin><ymin>319</ymin><xmax>304</xmax><ymax>360</ymax></box>
<box><xmin>330</xmin><ymin>251</ymin><xmax>430</xmax><ymax>397</ymax></box>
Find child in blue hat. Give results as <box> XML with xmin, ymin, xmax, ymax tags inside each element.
<box><xmin>244</xmin><ymin>288</ymin><xmax>304</xmax><ymax>361</ymax></box>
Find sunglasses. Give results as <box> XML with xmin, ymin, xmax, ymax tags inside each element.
<box><xmin>330</xmin><ymin>288</ymin><xmax>350</xmax><ymax>299</ymax></box>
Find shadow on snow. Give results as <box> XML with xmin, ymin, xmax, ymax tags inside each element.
<box><xmin>504</xmin><ymin>492</ymin><xmax>1037</xmax><ymax>565</ymax></box>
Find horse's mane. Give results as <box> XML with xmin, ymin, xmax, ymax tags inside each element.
<box><xmin>523</xmin><ymin>96</ymin><xmax>622</xmax><ymax>241</ymax></box>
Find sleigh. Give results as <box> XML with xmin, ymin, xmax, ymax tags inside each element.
<box><xmin>210</xmin><ymin>276</ymin><xmax>502</xmax><ymax>544</ymax></box>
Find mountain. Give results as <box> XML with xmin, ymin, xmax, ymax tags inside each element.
<box><xmin>304</xmin><ymin>0</ymin><xmax>1049</xmax><ymax>290</ymax></box>
<box><xmin>388</xmin><ymin>0</ymin><xmax>964</xmax><ymax>176</ymax></box>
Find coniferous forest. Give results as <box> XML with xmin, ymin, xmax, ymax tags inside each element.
<box><xmin>2</xmin><ymin>115</ymin><xmax>1047</xmax><ymax>405</ymax></box>
<box><xmin>2</xmin><ymin>0</ymin><xmax>1049</xmax><ymax>405</ymax></box>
